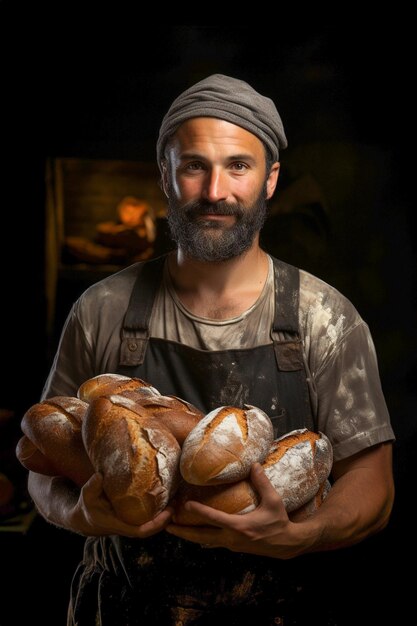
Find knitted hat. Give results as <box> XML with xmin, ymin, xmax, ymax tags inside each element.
<box><xmin>157</xmin><ymin>73</ymin><xmax>287</xmax><ymax>170</ymax></box>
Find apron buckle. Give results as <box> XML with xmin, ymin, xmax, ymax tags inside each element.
<box><xmin>120</xmin><ymin>336</ymin><xmax>148</xmax><ymax>366</ymax></box>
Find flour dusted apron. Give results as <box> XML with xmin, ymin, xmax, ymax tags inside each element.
<box><xmin>68</xmin><ymin>255</ymin><xmax>316</xmax><ymax>626</ymax></box>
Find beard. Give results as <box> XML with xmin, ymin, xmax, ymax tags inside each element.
<box><xmin>166</xmin><ymin>185</ymin><xmax>268</xmax><ymax>262</ymax></box>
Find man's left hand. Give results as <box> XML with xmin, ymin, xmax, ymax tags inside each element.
<box><xmin>166</xmin><ymin>463</ymin><xmax>315</xmax><ymax>559</ymax></box>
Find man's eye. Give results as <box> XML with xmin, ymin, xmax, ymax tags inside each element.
<box><xmin>231</xmin><ymin>162</ymin><xmax>247</xmax><ymax>171</ymax></box>
<box><xmin>185</xmin><ymin>162</ymin><xmax>203</xmax><ymax>171</ymax></box>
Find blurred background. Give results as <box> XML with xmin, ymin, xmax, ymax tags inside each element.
<box><xmin>1</xmin><ymin>18</ymin><xmax>415</xmax><ymax>625</ymax></box>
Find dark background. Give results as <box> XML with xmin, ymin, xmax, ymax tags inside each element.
<box><xmin>1</xmin><ymin>19</ymin><xmax>416</xmax><ymax>626</ymax></box>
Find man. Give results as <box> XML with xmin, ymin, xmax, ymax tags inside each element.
<box><xmin>29</xmin><ymin>74</ymin><xmax>395</xmax><ymax>625</ymax></box>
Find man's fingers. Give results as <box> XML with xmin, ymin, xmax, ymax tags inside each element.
<box><xmin>166</xmin><ymin>522</ymin><xmax>222</xmax><ymax>545</ymax></box>
<box><xmin>250</xmin><ymin>462</ymin><xmax>271</xmax><ymax>488</ymax></box>
<box><xmin>81</xmin><ymin>472</ymin><xmax>104</xmax><ymax>497</ymax></box>
<box><xmin>250</xmin><ymin>463</ymin><xmax>286</xmax><ymax>510</ymax></box>
<box><xmin>138</xmin><ymin>506</ymin><xmax>174</xmax><ymax>534</ymax></box>
<box><xmin>184</xmin><ymin>499</ymin><xmax>243</xmax><ymax>527</ymax></box>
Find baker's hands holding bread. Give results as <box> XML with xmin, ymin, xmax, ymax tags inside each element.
<box><xmin>28</xmin><ymin>469</ymin><xmax>174</xmax><ymax>538</ymax></box>
<box><xmin>21</xmin><ymin>373</ymin><xmax>333</xmax><ymax>541</ymax></box>
<box><xmin>71</xmin><ymin>473</ymin><xmax>174</xmax><ymax>538</ymax></box>
<box><xmin>167</xmin><ymin>463</ymin><xmax>317</xmax><ymax>559</ymax></box>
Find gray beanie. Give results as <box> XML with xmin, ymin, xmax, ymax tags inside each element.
<box><xmin>157</xmin><ymin>73</ymin><xmax>287</xmax><ymax>170</ymax></box>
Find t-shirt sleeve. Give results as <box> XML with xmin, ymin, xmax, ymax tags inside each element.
<box><xmin>314</xmin><ymin>320</ymin><xmax>395</xmax><ymax>460</ymax></box>
<box><xmin>41</xmin><ymin>301</ymin><xmax>95</xmax><ymax>399</ymax></box>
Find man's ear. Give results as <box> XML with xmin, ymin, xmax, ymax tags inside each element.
<box><xmin>266</xmin><ymin>162</ymin><xmax>280</xmax><ymax>200</ymax></box>
<box><xmin>160</xmin><ymin>160</ymin><xmax>170</xmax><ymax>198</ymax></box>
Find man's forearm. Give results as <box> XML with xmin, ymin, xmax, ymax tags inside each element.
<box><xmin>301</xmin><ymin>442</ymin><xmax>394</xmax><ymax>553</ymax></box>
<box><xmin>28</xmin><ymin>471</ymin><xmax>82</xmax><ymax>532</ymax></box>
<box><xmin>167</xmin><ymin>442</ymin><xmax>395</xmax><ymax>559</ymax></box>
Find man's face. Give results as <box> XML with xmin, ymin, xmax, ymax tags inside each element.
<box><xmin>162</xmin><ymin>118</ymin><xmax>279</xmax><ymax>262</ymax></box>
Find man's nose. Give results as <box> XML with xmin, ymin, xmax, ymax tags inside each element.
<box><xmin>201</xmin><ymin>169</ymin><xmax>229</xmax><ymax>203</ymax></box>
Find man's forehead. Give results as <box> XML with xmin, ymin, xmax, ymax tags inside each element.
<box><xmin>168</xmin><ymin>117</ymin><xmax>266</xmax><ymax>156</ymax></box>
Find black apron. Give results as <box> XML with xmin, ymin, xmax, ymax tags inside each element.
<box><xmin>68</xmin><ymin>255</ymin><xmax>317</xmax><ymax>626</ymax></box>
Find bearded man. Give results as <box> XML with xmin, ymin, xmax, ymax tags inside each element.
<box><xmin>29</xmin><ymin>74</ymin><xmax>395</xmax><ymax>625</ymax></box>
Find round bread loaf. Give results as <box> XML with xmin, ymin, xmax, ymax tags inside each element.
<box><xmin>78</xmin><ymin>373</ymin><xmax>160</xmax><ymax>403</ymax></box>
<box><xmin>180</xmin><ymin>405</ymin><xmax>274</xmax><ymax>486</ymax></box>
<box><xmin>288</xmin><ymin>479</ymin><xmax>331</xmax><ymax>522</ymax></box>
<box><xmin>18</xmin><ymin>396</ymin><xmax>94</xmax><ymax>487</ymax></box>
<box><xmin>82</xmin><ymin>394</ymin><xmax>182</xmax><ymax>525</ymax></box>
<box><xmin>262</xmin><ymin>429</ymin><xmax>333</xmax><ymax>512</ymax></box>
<box><xmin>174</xmin><ymin>429</ymin><xmax>333</xmax><ymax>525</ymax></box>
<box><xmin>173</xmin><ymin>479</ymin><xmax>258</xmax><ymax>525</ymax></box>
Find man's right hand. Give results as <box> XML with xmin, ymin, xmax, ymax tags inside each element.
<box><xmin>28</xmin><ymin>471</ymin><xmax>173</xmax><ymax>538</ymax></box>
<box><xmin>73</xmin><ymin>473</ymin><xmax>174</xmax><ymax>537</ymax></box>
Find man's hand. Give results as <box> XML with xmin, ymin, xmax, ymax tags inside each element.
<box><xmin>167</xmin><ymin>443</ymin><xmax>395</xmax><ymax>557</ymax></box>
<box><xmin>166</xmin><ymin>463</ymin><xmax>314</xmax><ymax>559</ymax></box>
<box><xmin>72</xmin><ymin>473</ymin><xmax>174</xmax><ymax>537</ymax></box>
<box><xmin>28</xmin><ymin>470</ymin><xmax>173</xmax><ymax>538</ymax></box>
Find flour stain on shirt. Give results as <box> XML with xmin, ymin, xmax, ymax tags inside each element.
<box><xmin>326</xmin><ymin>313</ymin><xmax>346</xmax><ymax>344</ymax></box>
<box><xmin>308</xmin><ymin>291</ymin><xmax>347</xmax><ymax>347</ymax></box>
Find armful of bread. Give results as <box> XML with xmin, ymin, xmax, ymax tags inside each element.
<box><xmin>17</xmin><ymin>374</ymin><xmax>333</xmax><ymax>528</ymax></box>
<box><xmin>173</xmin><ymin>429</ymin><xmax>333</xmax><ymax>525</ymax></box>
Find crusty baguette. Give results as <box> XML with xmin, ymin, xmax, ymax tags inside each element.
<box><xmin>82</xmin><ymin>394</ymin><xmax>182</xmax><ymax>525</ymax></box>
<box><xmin>77</xmin><ymin>373</ymin><xmax>160</xmax><ymax>403</ymax></box>
<box><xmin>180</xmin><ymin>405</ymin><xmax>274</xmax><ymax>485</ymax></box>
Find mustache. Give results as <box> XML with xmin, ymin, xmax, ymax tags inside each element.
<box><xmin>182</xmin><ymin>200</ymin><xmax>245</xmax><ymax>220</ymax></box>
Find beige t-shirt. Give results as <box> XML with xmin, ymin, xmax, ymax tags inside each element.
<box><xmin>43</xmin><ymin>256</ymin><xmax>394</xmax><ymax>461</ymax></box>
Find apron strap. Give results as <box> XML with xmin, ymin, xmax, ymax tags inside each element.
<box><xmin>271</xmin><ymin>257</ymin><xmax>305</xmax><ymax>372</ymax></box>
<box><xmin>272</xmin><ymin>257</ymin><xmax>299</xmax><ymax>333</ymax></box>
<box><xmin>269</xmin><ymin>257</ymin><xmax>314</xmax><ymax>430</ymax></box>
<box><xmin>119</xmin><ymin>255</ymin><xmax>166</xmax><ymax>367</ymax></box>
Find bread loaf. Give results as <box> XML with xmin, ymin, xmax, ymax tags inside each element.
<box><xmin>173</xmin><ymin>479</ymin><xmax>258</xmax><ymax>525</ymax></box>
<box><xmin>16</xmin><ymin>435</ymin><xmax>61</xmax><ymax>476</ymax></box>
<box><xmin>174</xmin><ymin>429</ymin><xmax>333</xmax><ymax>525</ymax></box>
<box><xmin>82</xmin><ymin>394</ymin><xmax>182</xmax><ymax>525</ymax></box>
<box><xmin>262</xmin><ymin>429</ymin><xmax>333</xmax><ymax>512</ymax></box>
<box><xmin>18</xmin><ymin>396</ymin><xmax>94</xmax><ymax>487</ymax></box>
<box><xmin>180</xmin><ymin>405</ymin><xmax>274</xmax><ymax>486</ymax></box>
<box><xmin>115</xmin><ymin>390</ymin><xmax>204</xmax><ymax>445</ymax></box>
<box><xmin>78</xmin><ymin>373</ymin><xmax>160</xmax><ymax>403</ymax></box>
<box><xmin>288</xmin><ymin>479</ymin><xmax>331</xmax><ymax>522</ymax></box>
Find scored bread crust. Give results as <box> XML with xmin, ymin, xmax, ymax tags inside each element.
<box><xmin>289</xmin><ymin>479</ymin><xmax>331</xmax><ymax>522</ymax></box>
<box><xmin>174</xmin><ymin>429</ymin><xmax>333</xmax><ymax>526</ymax></box>
<box><xmin>262</xmin><ymin>429</ymin><xmax>333</xmax><ymax>512</ymax></box>
<box><xmin>82</xmin><ymin>395</ymin><xmax>182</xmax><ymax>525</ymax></box>
<box><xmin>112</xmin><ymin>390</ymin><xmax>204</xmax><ymax>445</ymax></box>
<box><xmin>180</xmin><ymin>405</ymin><xmax>274</xmax><ymax>486</ymax></box>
